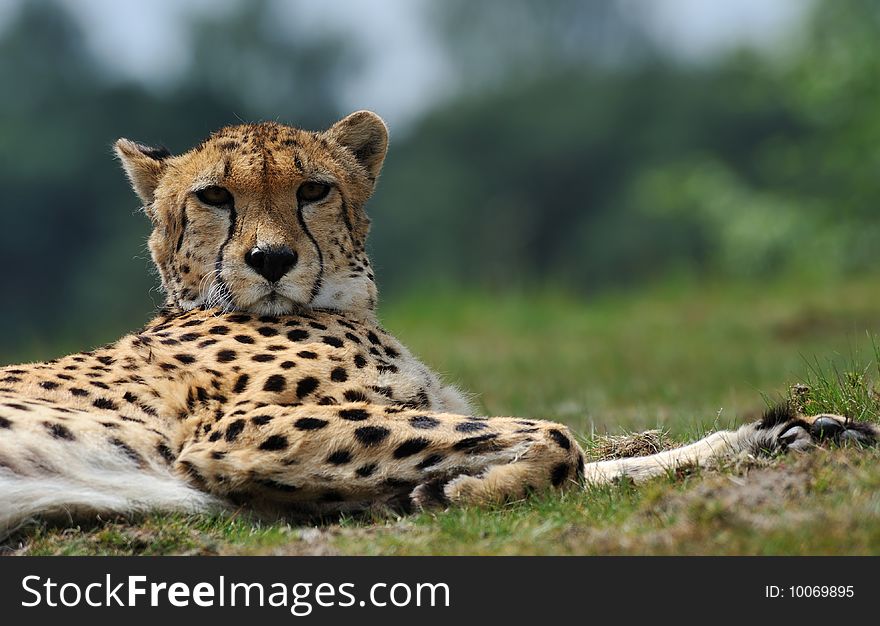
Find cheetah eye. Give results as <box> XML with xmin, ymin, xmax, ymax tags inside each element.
<box><xmin>196</xmin><ymin>186</ymin><xmax>233</xmax><ymax>207</ymax></box>
<box><xmin>297</xmin><ymin>181</ymin><xmax>331</xmax><ymax>203</ymax></box>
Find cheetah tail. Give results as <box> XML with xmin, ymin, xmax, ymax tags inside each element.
<box><xmin>0</xmin><ymin>439</ymin><xmax>223</xmax><ymax>540</ymax></box>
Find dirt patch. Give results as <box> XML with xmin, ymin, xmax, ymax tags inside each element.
<box><xmin>656</xmin><ymin>462</ymin><xmax>807</xmax><ymax>519</ymax></box>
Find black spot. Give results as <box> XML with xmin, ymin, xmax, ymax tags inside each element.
<box><xmin>355</xmin><ymin>463</ymin><xmax>377</xmax><ymax>477</ymax></box>
<box><xmin>179</xmin><ymin>332</ymin><xmax>201</xmax><ymax>342</ymax></box>
<box><xmin>211</xmin><ymin>451</ymin><xmax>225</xmax><ymax>460</ymax></box>
<box><xmin>257</xmin><ymin>326</ymin><xmax>278</xmax><ymax>337</ymax></box>
<box><xmin>257</xmin><ymin>478</ymin><xmax>298</xmax><ymax>492</ymax></box>
<box><xmin>70</xmin><ymin>388</ymin><xmax>89</xmax><ymax>397</ymax></box>
<box><xmin>410</xmin><ymin>415</ymin><xmax>440</xmax><ymax>430</ymax></box>
<box><xmin>455</xmin><ymin>421</ymin><xmax>488</xmax><ymax>433</ymax></box>
<box><xmin>251</xmin><ymin>414</ymin><xmax>273</xmax><ymax>426</ymax></box>
<box><xmin>309</xmin><ymin>321</ymin><xmax>327</xmax><ymax>330</ymax></box>
<box><xmin>258</xmin><ymin>315</ymin><xmax>279</xmax><ymax>324</ymax></box>
<box><xmin>252</xmin><ymin>353</ymin><xmax>276</xmax><ymax>363</ymax></box>
<box><xmin>217</xmin><ymin>350</ymin><xmax>237</xmax><ymax>363</ymax></box>
<box><xmin>327</xmin><ymin>449</ymin><xmax>352</xmax><ymax>465</ymax></box>
<box><xmin>174</xmin><ymin>353</ymin><xmax>196</xmax><ymax>364</ymax></box>
<box><xmin>416</xmin><ymin>453</ymin><xmax>445</xmax><ymax>470</ymax></box>
<box><xmin>263</xmin><ymin>375</ymin><xmax>287</xmax><ymax>393</ymax></box>
<box><xmin>296</xmin><ymin>376</ymin><xmax>319</xmax><ymax>398</ymax></box>
<box><xmin>317</xmin><ymin>396</ymin><xmax>338</xmax><ymax>406</ymax></box>
<box><xmin>93</xmin><ymin>398</ymin><xmax>118</xmax><ymax>411</ymax></box>
<box><xmin>0</xmin><ymin>416</ymin><xmax>11</xmax><ymax>429</ymax></box>
<box><xmin>453</xmin><ymin>433</ymin><xmax>499</xmax><ymax>452</ymax></box>
<box><xmin>156</xmin><ymin>443</ymin><xmax>175</xmax><ymax>463</ymax></box>
<box><xmin>287</xmin><ymin>329</ymin><xmax>309</xmax><ymax>342</ymax></box>
<box><xmin>393</xmin><ymin>437</ymin><xmax>431</xmax><ymax>458</ymax></box>
<box><xmin>233</xmin><ymin>374</ymin><xmax>250</xmax><ymax>393</ymax></box>
<box><xmin>340</xmin><ymin>408</ymin><xmax>369</xmax><ymax>421</ymax></box>
<box><xmin>322</xmin><ymin>336</ymin><xmax>344</xmax><ymax>348</ymax></box>
<box><xmin>330</xmin><ymin>367</ymin><xmax>348</xmax><ymax>382</ymax></box>
<box><xmin>297</xmin><ymin>350</ymin><xmax>318</xmax><ymax>359</ymax></box>
<box><xmin>209</xmin><ymin>325</ymin><xmax>230</xmax><ymax>335</ymax></box>
<box><xmin>178</xmin><ymin>461</ymin><xmax>207</xmax><ymax>488</ymax></box>
<box><xmin>344</xmin><ymin>332</ymin><xmax>361</xmax><ymax>344</ymax></box>
<box><xmin>46</xmin><ymin>422</ymin><xmax>75</xmax><ymax>440</ymax></box>
<box><xmin>39</xmin><ymin>381</ymin><xmax>59</xmax><ymax>390</ymax></box>
<box><xmin>96</xmin><ymin>356</ymin><xmax>115</xmax><ymax>366</ymax></box>
<box><xmin>259</xmin><ymin>434</ymin><xmax>288</xmax><ymax>451</ymax></box>
<box><xmin>198</xmin><ymin>339</ymin><xmax>219</xmax><ymax>349</ymax></box>
<box><xmin>343</xmin><ymin>389</ymin><xmax>370</xmax><ymax>402</ymax></box>
<box><xmin>353</xmin><ymin>354</ymin><xmax>367</xmax><ymax>368</ymax></box>
<box><xmin>551</xmin><ymin>462</ymin><xmax>569</xmax><ymax>487</ymax></box>
<box><xmin>367</xmin><ymin>331</ymin><xmax>380</xmax><ymax>345</ymax></box>
<box><xmin>208</xmin><ymin>431</ymin><xmax>222</xmax><ymax>442</ymax></box>
<box><xmin>280</xmin><ymin>361</ymin><xmax>296</xmax><ymax>369</ymax></box>
<box><xmin>110</xmin><ymin>438</ymin><xmax>144</xmax><ymax>465</ymax></box>
<box><xmin>549</xmin><ymin>429</ymin><xmax>571</xmax><ymax>450</ymax></box>
<box><xmin>354</xmin><ymin>425</ymin><xmax>390</xmax><ymax>446</ymax></box>
<box><xmin>228</xmin><ymin>314</ymin><xmax>251</xmax><ymax>323</ymax></box>
<box><xmin>372</xmin><ymin>386</ymin><xmax>394</xmax><ymax>398</ymax></box>
<box><xmin>233</xmin><ymin>335</ymin><xmax>255</xmax><ymax>344</ymax></box>
<box><xmin>225</xmin><ymin>419</ymin><xmax>246</xmax><ymax>442</ymax></box>
<box><xmin>90</xmin><ymin>381</ymin><xmax>110</xmax><ymax>389</ymax></box>
<box><xmin>384</xmin><ymin>346</ymin><xmax>400</xmax><ymax>358</ymax></box>
<box><xmin>295</xmin><ymin>417</ymin><xmax>329</xmax><ymax>430</ymax></box>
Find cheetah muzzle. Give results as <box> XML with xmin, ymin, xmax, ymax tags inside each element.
<box><xmin>0</xmin><ymin>111</ymin><xmax>876</xmax><ymax>536</ymax></box>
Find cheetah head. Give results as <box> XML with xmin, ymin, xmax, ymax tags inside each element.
<box><xmin>115</xmin><ymin>111</ymin><xmax>388</xmax><ymax>317</ymax></box>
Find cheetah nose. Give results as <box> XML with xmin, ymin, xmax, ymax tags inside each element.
<box><xmin>245</xmin><ymin>245</ymin><xmax>298</xmax><ymax>283</ymax></box>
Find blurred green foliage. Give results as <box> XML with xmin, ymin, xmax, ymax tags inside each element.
<box><xmin>1</xmin><ymin>0</ymin><xmax>878</xmax><ymax>360</ymax></box>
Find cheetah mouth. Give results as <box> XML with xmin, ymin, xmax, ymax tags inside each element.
<box><xmin>214</xmin><ymin>265</ymin><xmax>322</xmax><ymax>315</ymax></box>
<box><xmin>236</xmin><ymin>289</ymin><xmax>309</xmax><ymax>316</ymax></box>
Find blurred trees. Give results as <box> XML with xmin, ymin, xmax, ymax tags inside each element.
<box><xmin>0</xmin><ymin>0</ymin><xmax>353</xmax><ymax>356</ymax></box>
<box><xmin>0</xmin><ymin>0</ymin><xmax>879</xmax><ymax>358</ymax></box>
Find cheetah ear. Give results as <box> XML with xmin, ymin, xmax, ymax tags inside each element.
<box><xmin>114</xmin><ymin>139</ymin><xmax>172</xmax><ymax>205</ymax></box>
<box><xmin>326</xmin><ymin>110</ymin><xmax>389</xmax><ymax>181</ymax></box>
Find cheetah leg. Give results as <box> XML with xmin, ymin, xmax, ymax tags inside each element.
<box><xmin>581</xmin><ymin>408</ymin><xmax>879</xmax><ymax>487</ymax></box>
<box><xmin>430</xmin><ymin>450</ymin><xmax>581</xmax><ymax>507</ymax></box>
<box><xmin>175</xmin><ymin>403</ymin><xmax>585</xmax><ymax>513</ymax></box>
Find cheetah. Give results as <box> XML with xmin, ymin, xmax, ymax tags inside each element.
<box><xmin>0</xmin><ymin>111</ymin><xmax>876</xmax><ymax>536</ymax></box>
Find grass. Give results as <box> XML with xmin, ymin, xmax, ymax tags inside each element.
<box><xmin>7</xmin><ymin>273</ymin><xmax>880</xmax><ymax>555</ymax></box>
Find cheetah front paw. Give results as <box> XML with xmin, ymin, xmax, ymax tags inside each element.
<box><xmin>409</xmin><ymin>475</ymin><xmax>483</xmax><ymax>509</ymax></box>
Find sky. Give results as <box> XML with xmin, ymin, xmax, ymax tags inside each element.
<box><xmin>2</xmin><ymin>0</ymin><xmax>809</xmax><ymax>128</ymax></box>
